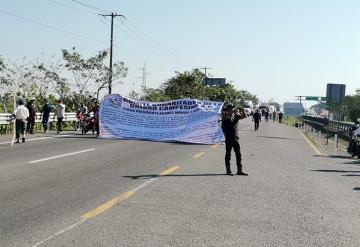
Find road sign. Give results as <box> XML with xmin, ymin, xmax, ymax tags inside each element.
<box><xmin>205</xmin><ymin>78</ymin><xmax>226</xmax><ymax>86</ymax></box>
<box><xmin>326</xmin><ymin>84</ymin><xmax>346</xmax><ymax>104</ymax></box>
<box><xmin>305</xmin><ymin>96</ymin><xmax>327</xmax><ymax>101</ymax></box>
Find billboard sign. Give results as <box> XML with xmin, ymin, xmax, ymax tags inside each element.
<box><xmin>326</xmin><ymin>84</ymin><xmax>346</xmax><ymax>104</ymax></box>
<box><xmin>205</xmin><ymin>78</ymin><xmax>226</xmax><ymax>86</ymax></box>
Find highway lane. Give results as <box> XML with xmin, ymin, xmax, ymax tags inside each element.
<box><xmin>0</xmin><ymin>129</ymin><xmax>234</xmax><ymax>247</ymax></box>
<box><xmin>1</xmin><ymin>118</ymin><xmax>360</xmax><ymax>246</ymax></box>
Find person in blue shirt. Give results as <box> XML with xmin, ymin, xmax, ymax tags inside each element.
<box><xmin>40</xmin><ymin>99</ymin><xmax>52</xmax><ymax>133</ymax></box>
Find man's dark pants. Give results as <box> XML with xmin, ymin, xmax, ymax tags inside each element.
<box><xmin>27</xmin><ymin>117</ymin><xmax>35</xmax><ymax>133</ymax></box>
<box><xmin>254</xmin><ymin>121</ymin><xmax>260</xmax><ymax>131</ymax></box>
<box><xmin>15</xmin><ymin>119</ymin><xmax>26</xmax><ymax>140</ymax></box>
<box><xmin>225</xmin><ymin>139</ymin><xmax>242</xmax><ymax>173</ymax></box>
<box><xmin>57</xmin><ymin>117</ymin><xmax>63</xmax><ymax>132</ymax></box>
<box><xmin>42</xmin><ymin>115</ymin><xmax>49</xmax><ymax>131</ymax></box>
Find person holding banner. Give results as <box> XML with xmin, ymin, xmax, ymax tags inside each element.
<box><xmin>221</xmin><ymin>104</ymin><xmax>248</xmax><ymax>176</ymax></box>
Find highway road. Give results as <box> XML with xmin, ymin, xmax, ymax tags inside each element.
<box><xmin>0</xmin><ymin>118</ymin><xmax>359</xmax><ymax>246</ymax></box>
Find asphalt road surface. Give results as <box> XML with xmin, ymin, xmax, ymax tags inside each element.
<box><xmin>0</xmin><ymin>118</ymin><xmax>359</xmax><ymax>247</ymax></box>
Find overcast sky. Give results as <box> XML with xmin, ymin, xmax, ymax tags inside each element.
<box><xmin>1</xmin><ymin>0</ymin><xmax>359</xmax><ymax>104</ymax></box>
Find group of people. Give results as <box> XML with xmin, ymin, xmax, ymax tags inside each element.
<box><xmin>251</xmin><ymin>109</ymin><xmax>283</xmax><ymax>131</ymax></box>
<box><xmin>12</xmin><ymin>98</ymin><xmax>99</xmax><ymax>143</ymax></box>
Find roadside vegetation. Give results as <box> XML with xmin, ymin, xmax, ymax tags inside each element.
<box><xmin>0</xmin><ymin>49</ymin><xmax>258</xmax><ymax>113</ymax></box>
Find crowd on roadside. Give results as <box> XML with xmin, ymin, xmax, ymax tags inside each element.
<box><xmin>12</xmin><ymin>98</ymin><xmax>100</xmax><ymax>143</ymax></box>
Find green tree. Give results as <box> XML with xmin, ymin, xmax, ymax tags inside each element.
<box><xmin>162</xmin><ymin>69</ymin><xmax>204</xmax><ymax>99</ymax></box>
<box><xmin>345</xmin><ymin>89</ymin><xmax>360</xmax><ymax>121</ymax></box>
<box><xmin>143</xmin><ymin>88</ymin><xmax>169</xmax><ymax>102</ymax></box>
<box><xmin>61</xmin><ymin>47</ymin><xmax>128</xmax><ymax>101</ymax></box>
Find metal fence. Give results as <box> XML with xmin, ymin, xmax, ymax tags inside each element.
<box><xmin>301</xmin><ymin>115</ymin><xmax>353</xmax><ymax>135</ymax></box>
<box><xmin>0</xmin><ymin>112</ymin><xmax>78</xmax><ymax>125</ymax></box>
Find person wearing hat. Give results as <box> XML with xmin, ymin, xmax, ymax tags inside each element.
<box><xmin>221</xmin><ymin>103</ymin><xmax>248</xmax><ymax>176</ymax></box>
<box><xmin>13</xmin><ymin>99</ymin><xmax>29</xmax><ymax>143</ymax></box>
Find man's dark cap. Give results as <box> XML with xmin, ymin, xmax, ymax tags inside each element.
<box><xmin>18</xmin><ymin>99</ymin><xmax>24</xmax><ymax>105</ymax></box>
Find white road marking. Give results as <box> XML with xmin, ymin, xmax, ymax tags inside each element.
<box><xmin>0</xmin><ymin>134</ymin><xmax>77</xmax><ymax>146</ymax></box>
<box><xmin>133</xmin><ymin>177</ymin><xmax>158</xmax><ymax>192</ymax></box>
<box><xmin>28</xmin><ymin>148</ymin><xmax>95</xmax><ymax>164</ymax></box>
<box><xmin>31</xmin><ymin>219</ymin><xmax>85</xmax><ymax>247</ymax></box>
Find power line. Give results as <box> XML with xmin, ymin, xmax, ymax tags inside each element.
<box><xmin>70</xmin><ymin>0</ymin><xmax>109</xmax><ymax>14</ymax></box>
<box><xmin>0</xmin><ymin>9</ymin><xmax>108</xmax><ymax>45</ymax></box>
<box><xmin>45</xmin><ymin>0</ymin><xmax>98</xmax><ymax>15</ymax></box>
<box><xmin>125</xmin><ymin>19</ymin><xmax>185</xmax><ymax>63</ymax></box>
<box><xmin>56</xmin><ymin>1</ymin><xmax>192</xmax><ymax>69</ymax></box>
<box><xmin>116</xmin><ymin>20</ymin><xmax>185</xmax><ymax>68</ymax></box>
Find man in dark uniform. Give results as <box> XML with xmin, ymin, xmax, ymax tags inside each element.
<box><xmin>26</xmin><ymin>100</ymin><xmax>37</xmax><ymax>134</ymax></box>
<box><xmin>221</xmin><ymin>104</ymin><xmax>248</xmax><ymax>176</ymax></box>
<box><xmin>252</xmin><ymin>109</ymin><xmax>261</xmax><ymax>131</ymax></box>
<box><xmin>278</xmin><ymin>112</ymin><xmax>283</xmax><ymax>123</ymax></box>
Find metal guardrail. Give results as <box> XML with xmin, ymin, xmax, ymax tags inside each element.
<box><xmin>0</xmin><ymin>112</ymin><xmax>78</xmax><ymax>125</ymax></box>
<box><xmin>301</xmin><ymin>115</ymin><xmax>354</xmax><ymax>135</ymax></box>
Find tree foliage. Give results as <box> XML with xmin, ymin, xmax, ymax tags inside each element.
<box><xmin>143</xmin><ymin>69</ymin><xmax>259</xmax><ymax>107</ymax></box>
<box><xmin>345</xmin><ymin>89</ymin><xmax>360</xmax><ymax>121</ymax></box>
<box><xmin>61</xmin><ymin>47</ymin><xmax>128</xmax><ymax>101</ymax></box>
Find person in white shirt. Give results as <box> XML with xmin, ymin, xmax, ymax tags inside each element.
<box><xmin>13</xmin><ymin>99</ymin><xmax>29</xmax><ymax>143</ymax></box>
<box><xmin>53</xmin><ymin>99</ymin><xmax>66</xmax><ymax>134</ymax></box>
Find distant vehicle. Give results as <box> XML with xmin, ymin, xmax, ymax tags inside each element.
<box><xmin>243</xmin><ymin>100</ymin><xmax>254</xmax><ymax>116</ymax></box>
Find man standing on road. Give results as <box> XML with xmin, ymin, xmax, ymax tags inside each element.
<box><xmin>278</xmin><ymin>112</ymin><xmax>283</xmax><ymax>123</ymax></box>
<box><xmin>13</xmin><ymin>99</ymin><xmax>29</xmax><ymax>143</ymax></box>
<box><xmin>221</xmin><ymin>104</ymin><xmax>248</xmax><ymax>176</ymax></box>
<box><xmin>252</xmin><ymin>109</ymin><xmax>261</xmax><ymax>131</ymax></box>
<box><xmin>26</xmin><ymin>100</ymin><xmax>37</xmax><ymax>134</ymax></box>
<box><xmin>264</xmin><ymin>110</ymin><xmax>269</xmax><ymax>122</ymax></box>
<box><xmin>41</xmin><ymin>99</ymin><xmax>52</xmax><ymax>133</ymax></box>
<box><xmin>53</xmin><ymin>99</ymin><xmax>65</xmax><ymax>134</ymax></box>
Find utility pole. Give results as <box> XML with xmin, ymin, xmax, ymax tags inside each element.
<box><xmin>139</xmin><ymin>62</ymin><xmax>149</xmax><ymax>94</ymax></box>
<box><xmin>200</xmin><ymin>67</ymin><xmax>212</xmax><ymax>100</ymax></box>
<box><xmin>100</xmin><ymin>13</ymin><xmax>125</xmax><ymax>94</ymax></box>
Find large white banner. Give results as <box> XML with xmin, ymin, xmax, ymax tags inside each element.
<box><xmin>99</xmin><ymin>94</ymin><xmax>225</xmax><ymax>144</ymax></box>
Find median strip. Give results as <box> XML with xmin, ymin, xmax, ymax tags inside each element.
<box><xmin>28</xmin><ymin>148</ymin><xmax>96</xmax><ymax>164</ymax></box>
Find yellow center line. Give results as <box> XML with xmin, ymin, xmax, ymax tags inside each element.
<box><xmin>192</xmin><ymin>152</ymin><xmax>205</xmax><ymax>159</ymax></box>
<box><xmin>81</xmin><ymin>165</ymin><xmax>180</xmax><ymax>220</ymax></box>
<box><xmin>82</xmin><ymin>190</ymin><xmax>135</xmax><ymax>220</ymax></box>
<box><xmin>297</xmin><ymin>130</ymin><xmax>324</xmax><ymax>156</ymax></box>
<box><xmin>160</xmin><ymin>165</ymin><xmax>180</xmax><ymax>175</ymax></box>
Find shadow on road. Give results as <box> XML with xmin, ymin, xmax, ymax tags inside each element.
<box><xmin>353</xmin><ymin>187</ymin><xmax>360</xmax><ymax>191</ymax></box>
<box><xmin>123</xmin><ymin>174</ymin><xmax>229</xmax><ymax>179</ymax></box>
<box><xmin>310</xmin><ymin>169</ymin><xmax>360</xmax><ymax>173</ymax></box>
<box><xmin>255</xmin><ymin>136</ymin><xmax>294</xmax><ymax>140</ymax></box>
<box><xmin>313</xmin><ymin>154</ymin><xmax>357</xmax><ymax>160</ymax></box>
<box><xmin>327</xmin><ymin>155</ymin><xmax>354</xmax><ymax>159</ymax></box>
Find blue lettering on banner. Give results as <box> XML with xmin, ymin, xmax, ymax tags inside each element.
<box><xmin>99</xmin><ymin>95</ymin><xmax>225</xmax><ymax>144</ymax></box>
